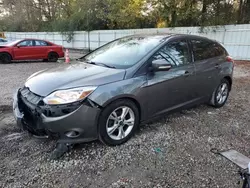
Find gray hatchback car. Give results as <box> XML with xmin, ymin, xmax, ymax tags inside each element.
<box><xmin>13</xmin><ymin>34</ymin><xmax>234</xmax><ymax>146</ymax></box>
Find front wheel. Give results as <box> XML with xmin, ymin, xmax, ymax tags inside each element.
<box><xmin>98</xmin><ymin>100</ymin><xmax>139</xmax><ymax>146</ymax></box>
<box><xmin>209</xmin><ymin>79</ymin><xmax>230</xmax><ymax>108</ymax></box>
<box><xmin>0</xmin><ymin>53</ymin><xmax>11</xmax><ymax>64</ymax></box>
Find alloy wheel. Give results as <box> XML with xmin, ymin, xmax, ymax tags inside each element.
<box><xmin>216</xmin><ymin>83</ymin><xmax>229</xmax><ymax>104</ymax></box>
<box><xmin>106</xmin><ymin>106</ymin><xmax>135</xmax><ymax>141</ymax></box>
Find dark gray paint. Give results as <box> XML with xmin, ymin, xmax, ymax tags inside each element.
<box><xmin>14</xmin><ymin>34</ymin><xmax>234</xmax><ymax>143</ymax></box>
<box><xmin>25</xmin><ymin>62</ymin><xmax>126</xmax><ymax>96</ymax></box>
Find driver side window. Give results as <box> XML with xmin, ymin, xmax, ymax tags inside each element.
<box><xmin>152</xmin><ymin>40</ymin><xmax>190</xmax><ymax>67</ymax></box>
<box><xmin>18</xmin><ymin>40</ymin><xmax>33</xmax><ymax>47</ymax></box>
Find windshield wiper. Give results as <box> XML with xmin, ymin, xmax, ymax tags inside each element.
<box><xmin>86</xmin><ymin>61</ymin><xmax>116</xmax><ymax>69</ymax></box>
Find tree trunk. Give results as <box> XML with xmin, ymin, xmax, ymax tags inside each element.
<box><xmin>237</xmin><ymin>0</ymin><xmax>244</xmax><ymax>23</ymax></box>
<box><xmin>215</xmin><ymin>0</ymin><xmax>221</xmax><ymax>24</ymax></box>
<box><xmin>171</xmin><ymin>10</ymin><xmax>177</xmax><ymax>27</ymax></box>
<box><xmin>244</xmin><ymin>0</ymin><xmax>250</xmax><ymax>23</ymax></box>
<box><xmin>201</xmin><ymin>0</ymin><xmax>208</xmax><ymax>25</ymax></box>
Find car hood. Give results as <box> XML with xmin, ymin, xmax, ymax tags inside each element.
<box><xmin>25</xmin><ymin>61</ymin><xmax>126</xmax><ymax>96</ymax></box>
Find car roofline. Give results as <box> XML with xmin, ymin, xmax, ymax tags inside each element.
<box><xmin>116</xmin><ymin>33</ymin><xmax>214</xmax><ymax>41</ymax></box>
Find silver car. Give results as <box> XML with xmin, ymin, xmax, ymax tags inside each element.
<box><xmin>13</xmin><ymin>34</ymin><xmax>234</xmax><ymax>147</ymax></box>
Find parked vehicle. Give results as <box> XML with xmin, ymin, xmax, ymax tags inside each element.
<box><xmin>13</xmin><ymin>34</ymin><xmax>234</xmax><ymax>146</ymax></box>
<box><xmin>0</xmin><ymin>37</ymin><xmax>7</xmax><ymax>43</ymax></box>
<box><xmin>0</xmin><ymin>39</ymin><xmax>64</xmax><ymax>63</ymax></box>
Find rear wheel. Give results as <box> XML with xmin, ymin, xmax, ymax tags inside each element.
<box><xmin>98</xmin><ymin>100</ymin><xmax>139</xmax><ymax>146</ymax></box>
<box><xmin>48</xmin><ymin>52</ymin><xmax>59</xmax><ymax>62</ymax></box>
<box><xmin>0</xmin><ymin>53</ymin><xmax>11</xmax><ymax>64</ymax></box>
<box><xmin>209</xmin><ymin>79</ymin><xmax>230</xmax><ymax>108</ymax></box>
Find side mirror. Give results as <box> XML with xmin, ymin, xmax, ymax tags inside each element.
<box><xmin>16</xmin><ymin>44</ymin><xmax>21</xmax><ymax>48</ymax></box>
<box><xmin>152</xmin><ymin>59</ymin><xmax>172</xmax><ymax>72</ymax></box>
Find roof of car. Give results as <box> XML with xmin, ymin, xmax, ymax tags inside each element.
<box><xmin>128</xmin><ymin>33</ymin><xmax>212</xmax><ymax>39</ymax></box>
<box><xmin>14</xmin><ymin>38</ymin><xmax>53</xmax><ymax>43</ymax></box>
<box><xmin>123</xmin><ymin>33</ymin><xmax>217</xmax><ymax>43</ymax></box>
<box><xmin>18</xmin><ymin>38</ymin><xmax>44</xmax><ymax>40</ymax></box>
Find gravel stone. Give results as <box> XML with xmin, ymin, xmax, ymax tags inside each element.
<box><xmin>0</xmin><ymin>60</ymin><xmax>250</xmax><ymax>187</ymax></box>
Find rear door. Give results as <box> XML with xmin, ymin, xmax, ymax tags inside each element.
<box><xmin>145</xmin><ymin>39</ymin><xmax>197</xmax><ymax>117</ymax></box>
<box><xmin>33</xmin><ymin>40</ymin><xmax>49</xmax><ymax>59</ymax></box>
<box><xmin>190</xmin><ymin>38</ymin><xmax>226</xmax><ymax>98</ymax></box>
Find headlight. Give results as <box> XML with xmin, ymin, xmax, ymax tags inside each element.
<box><xmin>43</xmin><ymin>86</ymin><xmax>97</xmax><ymax>105</ymax></box>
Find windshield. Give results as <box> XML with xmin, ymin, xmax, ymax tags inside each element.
<box><xmin>83</xmin><ymin>36</ymin><xmax>166</xmax><ymax>69</ymax></box>
<box><xmin>4</xmin><ymin>40</ymin><xmax>22</xmax><ymax>46</ymax></box>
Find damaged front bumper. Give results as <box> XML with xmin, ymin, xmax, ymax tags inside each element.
<box><xmin>13</xmin><ymin>89</ymin><xmax>101</xmax><ymax>144</ymax></box>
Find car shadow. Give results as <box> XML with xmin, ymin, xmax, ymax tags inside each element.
<box><xmin>10</xmin><ymin>60</ymin><xmax>58</xmax><ymax>64</ymax></box>
<box><xmin>71</xmin><ymin>104</ymin><xmax>211</xmax><ymax>154</ymax></box>
<box><xmin>137</xmin><ymin>104</ymin><xmax>211</xmax><ymax>135</ymax></box>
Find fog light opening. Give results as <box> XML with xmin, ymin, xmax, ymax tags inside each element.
<box><xmin>65</xmin><ymin>130</ymin><xmax>80</xmax><ymax>138</ymax></box>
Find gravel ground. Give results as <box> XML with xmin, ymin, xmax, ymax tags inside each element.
<box><xmin>0</xmin><ymin>60</ymin><xmax>250</xmax><ymax>187</ymax></box>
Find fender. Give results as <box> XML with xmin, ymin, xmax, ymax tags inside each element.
<box><xmin>0</xmin><ymin>50</ymin><xmax>13</xmax><ymax>60</ymax></box>
<box><xmin>88</xmin><ymin>76</ymin><xmax>148</xmax><ymax>121</ymax></box>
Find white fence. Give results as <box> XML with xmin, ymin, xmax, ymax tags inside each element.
<box><xmin>5</xmin><ymin>24</ymin><xmax>250</xmax><ymax>60</ymax></box>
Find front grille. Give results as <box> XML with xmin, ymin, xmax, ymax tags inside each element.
<box><xmin>20</xmin><ymin>87</ymin><xmax>43</xmax><ymax>105</ymax></box>
<box><xmin>18</xmin><ymin>87</ymin><xmax>48</xmax><ymax>136</ymax></box>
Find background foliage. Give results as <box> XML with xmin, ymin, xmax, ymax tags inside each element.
<box><xmin>0</xmin><ymin>0</ymin><xmax>250</xmax><ymax>32</ymax></box>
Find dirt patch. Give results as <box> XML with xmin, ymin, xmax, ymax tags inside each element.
<box><xmin>0</xmin><ymin>61</ymin><xmax>250</xmax><ymax>187</ymax></box>
<box><xmin>234</xmin><ymin>61</ymin><xmax>250</xmax><ymax>78</ymax></box>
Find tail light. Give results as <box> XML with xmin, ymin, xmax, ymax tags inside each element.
<box><xmin>226</xmin><ymin>56</ymin><xmax>234</xmax><ymax>69</ymax></box>
<box><xmin>226</xmin><ymin>56</ymin><xmax>234</xmax><ymax>63</ymax></box>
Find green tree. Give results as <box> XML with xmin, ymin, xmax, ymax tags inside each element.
<box><xmin>0</xmin><ymin>0</ymin><xmax>249</xmax><ymax>32</ymax></box>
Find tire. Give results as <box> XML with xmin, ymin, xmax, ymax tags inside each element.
<box><xmin>209</xmin><ymin>78</ymin><xmax>230</xmax><ymax>108</ymax></box>
<box><xmin>0</xmin><ymin>53</ymin><xmax>11</xmax><ymax>64</ymax></box>
<box><xmin>48</xmin><ymin>52</ymin><xmax>59</xmax><ymax>62</ymax></box>
<box><xmin>98</xmin><ymin>99</ymin><xmax>140</xmax><ymax>146</ymax></box>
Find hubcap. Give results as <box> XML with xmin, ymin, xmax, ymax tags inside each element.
<box><xmin>106</xmin><ymin>106</ymin><xmax>135</xmax><ymax>141</ymax></box>
<box><xmin>216</xmin><ymin>83</ymin><xmax>228</xmax><ymax>104</ymax></box>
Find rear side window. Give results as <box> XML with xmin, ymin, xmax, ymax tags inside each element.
<box><xmin>213</xmin><ymin>43</ymin><xmax>227</xmax><ymax>56</ymax></box>
<box><xmin>152</xmin><ymin>40</ymin><xmax>190</xmax><ymax>67</ymax></box>
<box><xmin>191</xmin><ymin>39</ymin><xmax>226</xmax><ymax>61</ymax></box>
<box><xmin>35</xmin><ymin>40</ymin><xmax>48</xmax><ymax>46</ymax></box>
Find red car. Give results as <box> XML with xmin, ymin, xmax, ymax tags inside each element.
<box><xmin>0</xmin><ymin>39</ymin><xmax>65</xmax><ymax>63</ymax></box>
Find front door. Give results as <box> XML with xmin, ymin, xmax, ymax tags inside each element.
<box><xmin>13</xmin><ymin>40</ymin><xmax>36</xmax><ymax>60</ymax></box>
<box><xmin>145</xmin><ymin>39</ymin><xmax>197</xmax><ymax>117</ymax></box>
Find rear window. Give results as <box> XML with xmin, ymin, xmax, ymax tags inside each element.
<box><xmin>213</xmin><ymin>43</ymin><xmax>227</xmax><ymax>56</ymax></box>
<box><xmin>191</xmin><ymin>39</ymin><xmax>226</xmax><ymax>61</ymax></box>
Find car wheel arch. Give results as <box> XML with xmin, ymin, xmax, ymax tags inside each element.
<box><xmin>0</xmin><ymin>52</ymin><xmax>13</xmax><ymax>60</ymax></box>
<box><xmin>100</xmin><ymin>95</ymin><xmax>142</xmax><ymax>122</ymax></box>
<box><xmin>48</xmin><ymin>51</ymin><xmax>59</xmax><ymax>57</ymax></box>
<box><xmin>224</xmin><ymin>76</ymin><xmax>232</xmax><ymax>91</ymax></box>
